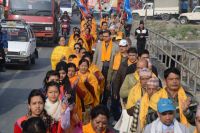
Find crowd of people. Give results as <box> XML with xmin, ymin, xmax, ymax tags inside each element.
<box><xmin>13</xmin><ymin>11</ymin><xmax>200</xmax><ymax>133</ymax></box>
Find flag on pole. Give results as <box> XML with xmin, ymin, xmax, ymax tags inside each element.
<box><xmin>75</xmin><ymin>0</ymin><xmax>89</xmax><ymax>17</ymax></box>
<box><xmin>124</xmin><ymin>0</ymin><xmax>133</xmax><ymax>24</ymax></box>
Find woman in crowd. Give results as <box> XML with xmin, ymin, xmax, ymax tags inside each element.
<box><xmin>73</xmin><ymin>43</ymin><xmax>82</xmax><ymax>59</ymax></box>
<box><xmin>51</xmin><ymin>36</ymin><xmax>72</xmax><ymax>70</ymax></box>
<box><xmin>14</xmin><ymin>89</ymin><xmax>54</xmax><ymax>133</ymax></box>
<box><xmin>22</xmin><ymin>117</ymin><xmax>46</xmax><ymax>133</ymax></box>
<box><xmin>82</xmin><ymin>27</ymin><xmax>94</xmax><ymax>52</ymax></box>
<box><xmin>45</xmin><ymin>81</ymin><xmax>70</xmax><ymax>132</ymax></box>
<box><xmin>77</xmin><ymin>59</ymin><xmax>100</xmax><ymax>107</ymax></box>
<box><xmin>41</xmin><ymin>70</ymin><xmax>60</xmax><ymax>95</ymax></box>
<box><xmin>67</xmin><ymin>63</ymin><xmax>94</xmax><ymax>125</ymax></box>
<box><xmin>83</xmin><ymin>105</ymin><xmax>113</xmax><ymax>133</ymax></box>
<box><xmin>55</xmin><ymin>61</ymin><xmax>75</xmax><ymax>102</ymax></box>
<box><xmin>82</xmin><ymin>52</ymin><xmax>105</xmax><ymax>95</ymax></box>
<box><xmin>77</xmin><ymin>38</ymin><xmax>89</xmax><ymax>51</ymax></box>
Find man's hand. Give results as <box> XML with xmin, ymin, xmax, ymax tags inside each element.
<box><xmin>182</xmin><ymin>97</ymin><xmax>191</xmax><ymax>112</ymax></box>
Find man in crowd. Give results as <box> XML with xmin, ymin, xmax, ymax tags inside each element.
<box><xmin>93</xmin><ymin>30</ymin><xmax>118</xmax><ymax>105</ymax></box>
<box><xmin>135</xmin><ymin>20</ymin><xmax>148</xmax><ymax>55</ymax></box>
<box><xmin>144</xmin><ymin>98</ymin><xmax>190</xmax><ymax>133</ymax></box>
<box><xmin>148</xmin><ymin>67</ymin><xmax>197</xmax><ymax>126</ymax></box>
<box><xmin>120</xmin><ymin>58</ymin><xmax>148</xmax><ymax>102</ymax></box>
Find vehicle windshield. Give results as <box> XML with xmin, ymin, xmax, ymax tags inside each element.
<box><xmin>60</xmin><ymin>0</ymin><xmax>71</xmax><ymax>8</ymax></box>
<box><xmin>193</xmin><ymin>7</ymin><xmax>200</xmax><ymax>12</ymax></box>
<box><xmin>10</xmin><ymin>0</ymin><xmax>52</xmax><ymax>16</ymax></box>
<box><xmin>2</xmin><ymin>28</ymin><xmax>29</xmax><ymax>42</ymax></box>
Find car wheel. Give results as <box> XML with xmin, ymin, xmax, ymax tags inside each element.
<box><xmin>180</xmin><ymin>17</ymin><xmax>188</xmax><ymax>24</ymax></box>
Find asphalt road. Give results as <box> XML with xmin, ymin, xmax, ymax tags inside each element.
<box><xmin>0</xmin><ymin>47</ymin><xmax>53</xmax><ymax>133</ymax></box>
<box><xmin>0</xmin><ymin>14</ymin><xmax>81</xmax><ymax>133</ymax></box>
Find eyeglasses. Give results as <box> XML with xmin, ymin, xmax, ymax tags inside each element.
<box><xmin>161</xmin><ymin>111</ymin><xmax>174</xmax><ymax>116</ymax></box>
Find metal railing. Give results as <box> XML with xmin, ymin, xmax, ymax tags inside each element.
<box><xmin>146</xmin><ymin>29</ymin><xmax>200</xmax><ymax>94</ymax></box>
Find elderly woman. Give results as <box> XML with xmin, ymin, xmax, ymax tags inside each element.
<box><xmin>51</xmin><ymin>36</ymin><xmax>73</xmax><ymax>70</ymax></box>
<box><xmin>115</xmin><ymin>77</ymin><xmax>160</xmax><ymax>133</ymax></box>
<box><xmin>83</xmin><ymin>105</ymin><xmax>114</xmax><ymax>133</ymax></box>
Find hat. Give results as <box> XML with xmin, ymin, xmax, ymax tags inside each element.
<box><xmin>119</xmin><ymin>39</ymin><xmax>128</xmax><ymax>46</ymax></box>
<box><xmin>196</xmin><ymin>105</ymin><xmax>200</xmax><ymax>117</ymax></box>
<box><xmin>157</xmin><ymin>98</ymin><xmax>176</xmax><ymax>113</ymax></box>
<box><xmin>139</xmin><ymin>68</ymin><xmax>152</xmax><ymax>77</ymax></box>
<box><xmin>147</xmin><ymin>77</ymin><xmax>159</xmax><ymax>88</ymax></box>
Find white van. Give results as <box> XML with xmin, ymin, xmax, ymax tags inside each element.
<box><xmin>60</xmin><ymin>0</ymin><xmax>72</xmax><ymax>16</ymax></box>
<box><xmin>1</xmin><ymin>20</ymin><xmax>38</xmax><ymax>66</ymax></box>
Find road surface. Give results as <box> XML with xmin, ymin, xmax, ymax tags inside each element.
<box><xmin>0</xmin><ymin>15</ymin><xmax>80</xmax><ymax>133</ymax></box>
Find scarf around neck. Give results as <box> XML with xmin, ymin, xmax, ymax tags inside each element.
<box><xmin>150</xmin><ymin>118</ymin><xmax>182</xmax><ymax>133</ymax></box>
<box><xmin>45</xmin><ymin>98</ymin><xmax>62</xmax><ymax>121</ymax></box>
<box><xmin>101</xmin><ymin>40</ymin><xmax>113</xmax><ymax>62</ymax></box>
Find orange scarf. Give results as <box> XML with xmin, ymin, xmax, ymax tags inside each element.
<box><xmin>101</xmin><ymin>40</ymin><xmax>113</xmax><ymax>62</ymax></box>
<box><xmin>150</xmin><ymin>87</ymin><xmax>189</xmax><ymax>127</ymax></box>
<box><xmin>112</xmin><ymin>52</ymin><xmax>122</xmax><ymax>70</ymax></box>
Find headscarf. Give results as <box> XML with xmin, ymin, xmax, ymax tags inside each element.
<box><xmin>147</xmin><ymin>77</ymin><xmax>159</xmax><ymax>87</ymax></box>
<box><xmin>139</xmin><ymin>68</ymin><xmax>152</xmax><ymax>77</ymax></box>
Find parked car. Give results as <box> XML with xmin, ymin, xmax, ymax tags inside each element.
<box><xmin>0</xmin><ymin>20</ymin><xmax>38</xmax><ymax>66</ymax></box>
<box><xmin>179</xmin><ymin>6</ymin><xmax>200</xmax><ymax>24</ymax></box>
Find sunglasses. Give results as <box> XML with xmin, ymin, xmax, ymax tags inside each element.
<box><xmin>161</xmin><ymin>111</ymin><xmax>174</xmax><ymax>116</ymax></box>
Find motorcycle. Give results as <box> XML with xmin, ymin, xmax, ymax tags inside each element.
<box><xmin>61</xmin><ymin>19</ymin><xmax>70</xmax><ymax>39</ymax></box>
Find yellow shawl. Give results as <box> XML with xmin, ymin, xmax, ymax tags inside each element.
<box><xmin>83</xmin><ymin>122</ymin><xmax>106</xmax><ymax>133</ymax></box>
<box><xmin>126</xmin><ymin>82</ymin><xmax>143</xmax><ymax>109</ymax></box>
<box><xmin>77</xmin><ymin>71</ymin><xmax>100</xmax><ymax>106</ymax></box>
<box><xmin>139</xmin><ymin>93</ymin><xmax>150</xmax><ymax>130</ymax></box>
<box><xmin>89</xmin><ymin>64</ymin><xmax>105</xmax><ymax>94</ymax></box>
<box><xmin>101</xmin><ymin>40</ymin><xmax>113</xmax><ymax>62</ymax></box>
<box><xmin>50</xmin><ymin>46</ymin><xmax>73</xmax><ymax>70</ymax></box>
<box><xmin>112</xmin><ymin>52</ymin><xmax>122</xmax><ymax>70</ymax></box>
<box><xmin>149</xmin><ymin>87</ymin><xmax>189</xmax><ymax>127</ymax></box>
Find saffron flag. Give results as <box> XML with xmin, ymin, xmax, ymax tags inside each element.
<box><xmin>124</xmin><ymin>0</ymin><xmax>133</xmax><ymax>24</ymax></box>
<box><xmin>75</xmin><ymin>0</ymin><xmax>89</xmax><ymax>17</ymax></box>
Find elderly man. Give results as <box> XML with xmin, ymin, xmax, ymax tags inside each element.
<box><xmin>194</xmin><ymin>106</ymin><xmax>200</xmax><ymax>133</ymax></box>
<box><xmin>119</xmin><ymin>58</ymin><xmax>148</xmax><ymax>101</ymax></box>
<box><xmin>115</xmin><ymin>69</ymin><xmax>157</xmax><ymax>133</ymax></box>
<box><xmin>148</xmin><ymin>67</ymin><xmax>197</xmax><ymax>127</ymax></box>
<box><xmin>128</xmin><ymin>77</ymin><xmax>160</xmax><ymax>133</ymax></box>
<box><xmin>126</xmin><ymin>68</ymin><xmax>152</xmax><ymax>113</ymax></box>
<box><xmin>144</xmin><ymin>98</ymin><xmax>190</xmax><ymax>133</ymax></box>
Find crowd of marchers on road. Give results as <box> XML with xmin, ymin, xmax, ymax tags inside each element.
<box><xmin>0</xmin><ymin>8</ymin><xmax>196</xmax><ymax>133</ymax></box>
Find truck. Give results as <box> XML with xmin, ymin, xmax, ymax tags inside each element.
<box><xmin>179</xmin><ymin>6</ymin><xmax>200</xmax><ymax>24</ymax></box>
<box><xmin>132</xmin><ymin>0</ymin><xmax>179</xmax><ymax>20</ymax></box>
<box><xmin>7</xmin><ymin>0</ymin><xmax>59</xmax><ymax>44</ymax></box>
